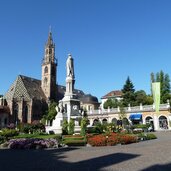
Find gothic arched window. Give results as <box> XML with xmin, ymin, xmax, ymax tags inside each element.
<box><xmin>44</xmin><ymin>77</ymin><xmax>48</xmax><ymax>85</ymax></box>
<box><xmin>14</xmin><ymin>103</ymin><xmax>19</xmax><ymax>124</ymax></box>
<box><xmin>23</xmin><ymin>105</ymin><xmax>28</xmax><ymax>123</ymax></box>
<box><xmin>44</xmin><ymin>66</ymin><xmax>48</xmax><ymax>74</ymax></box>
<box><xmin>49</xmin><ymin>49</ymin><xmax>52</xmax><ymax>54</ymax></box>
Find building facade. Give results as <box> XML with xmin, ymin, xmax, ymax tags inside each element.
<box><xmin>87</xmin><ymin>103</ymin><xmax>171</xmax><ymax>131</ymax></box>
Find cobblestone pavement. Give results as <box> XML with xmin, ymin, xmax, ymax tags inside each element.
<box><xmin>1</xmin><ymin>131</ymin><xmax>171</xmax><ymax>171</ymax></box>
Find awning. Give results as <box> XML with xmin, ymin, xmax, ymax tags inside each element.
<box><xmin>129</xmin><ymin>113</ymin><xmax>142</xmax><ymax>120</ymax></box>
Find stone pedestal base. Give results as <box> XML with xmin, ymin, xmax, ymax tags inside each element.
<box><xmin>74</xmin><ymin>126</ymin><xmax>81</xmax><ymax>134</ymax></box>
<box><xmin>45</xmin><ymin>126</ymin><xmax>62</xmax><ymax>134</ymax></box>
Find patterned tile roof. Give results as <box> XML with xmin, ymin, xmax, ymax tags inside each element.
<box><xmin>4</xmin><ymin>75</ymin><xmax>31</xmax><ymax>100</ymax></box>
<box><xmin>4</xmin><ymin>75</ymin><xmax>85</xmax><ymax>101</ymax></box>
<box><xmin>20</xmin><ymin>75</ymin><xmax>47</xmax><ymax>100</ymax></box>
<box><xmin>101</xmin><ymin>90</ymin><xmax>123</xmax><ymax>99</ymax></box>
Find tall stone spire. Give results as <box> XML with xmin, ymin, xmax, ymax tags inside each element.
<box><xmin>41</xmin><ymin>30</ymin><xmax>57</xmax><ymax>101</ymax></box>
<box><xmin>46</xmin><ymin>29</ymin><xmax>53</xmax><ymax>47</ymax></box>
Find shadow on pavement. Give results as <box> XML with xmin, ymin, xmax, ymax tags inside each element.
<box><xmin>0</xmin><ymin>147</ymin><xmax>140</xmax><ymax>171</ymax></box>
<box><xmin>142</xmin><ymin>163</ymin><xmax>171</xmax><ymax>171</ymax></box>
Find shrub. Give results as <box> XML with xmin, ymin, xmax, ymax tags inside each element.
<box><xmin>0</xmin><ymin>135</ymin><xmax>5</xmax><ymax>144</ymax></box>
<box><xmin>86</xmin><ymin>126</ymin><xmax>101</xmax><ymax>134</ymax></box>
<box><xmin>62</xmin><ymin>119</ymin><xmax>68</xmax><ymax>135</ymax></box>
<box><xmin>23</xmin><ymin>124</ymin><xmax>32</xmax><ymax>134</ymax></box>
<box><xmin>80</xmin><ymin>117</ymin><xmax>88</xmax><ymax>136</ymax></box>
<box><xmin>133</xmin><ymin>129</ymin><xmax>143</xmax><ymax>134</ymax></box>
<box><xmin>31</xmin><ymin>121</ymin><xmax>45</xmax><ymax>133</ymax></box>
<box><xmin>68</xmin><ymin>119</ymin><xmax>75</xmax><ymax>135</ymax></box>
<box><xmin>63</xmin><ymin>135</ymin><xmax>84</xmax><ymax>140</ymax></box>
<box><xmin>131</xmin><ymin>124</ymin><xmax>150</xmax><ymax>129</ymax></box>
<box><xmin>63</xmin><ymin>140</ymin><xmax>86</xmax><ymax>146</ymax></box>
<box><xmin>146</xmin><ymin>133</ymin><xmax>157</xmax><ymax>140</ymax></box>
<box><xmin>22</xmin><ymin>122</ymin><xmax>45</xmax><ymax>134</ymax></box>
<box><xmin>137</xmin><ymin>133</ymin><xmax>147</xmax><ymax>141</ymax></box>
<box><xmin>62</xmin><ymin>135</ymin><xmax>86</xmax><ymax>146</ymax></box>
<box><xmin>0</xmin><ymin>129</ymin><xmax>19</xmax><ymax>139</ymax></box>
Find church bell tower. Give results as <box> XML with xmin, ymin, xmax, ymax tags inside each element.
<box><xmin>41</xmin><ymin>30</ymin><xmax>57</xmax><ymax>101</ymax></box>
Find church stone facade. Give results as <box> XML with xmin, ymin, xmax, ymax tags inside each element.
<box><xmin>4</xmin><ymin>31</ymin><xmax>99</xmax><ymax>125</ymax></box>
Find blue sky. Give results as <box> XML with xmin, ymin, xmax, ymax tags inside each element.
<box><xmin>0</xmin><ymin>0</ymin><xmax>171</xmax><ymax>100</ymax></box>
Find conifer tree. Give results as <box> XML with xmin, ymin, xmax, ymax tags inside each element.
<box><xmin>122</xmin><ymin>76</ymin><xmax>135</xmax><ymax>106</ymax></box>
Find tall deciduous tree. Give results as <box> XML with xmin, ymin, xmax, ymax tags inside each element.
<box><xmin>134</xmin><ymin>90</ymin><xmax>147</xmax><ymax>105</ymax></box>
<box><xmin>103</xmin><ymin>98</ymin><xmax>118</xmax><ymax>109</ymax></box>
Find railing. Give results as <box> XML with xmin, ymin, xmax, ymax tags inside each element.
<box><xmin>87</xmin><ymin>103</ymin><xmax>170</xmax><ymax>115</ymax></box>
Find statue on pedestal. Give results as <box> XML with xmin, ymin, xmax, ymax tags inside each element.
<box><xmin>66</xmin><ymin>54</ymin><xmax>74</xmax><ymax>77</ymax></box>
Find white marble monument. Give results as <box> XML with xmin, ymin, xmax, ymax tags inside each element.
<box><xmin>46</xmin><ymin>54</ymin><xmax>82</xmax><ymax>134</ymax></box>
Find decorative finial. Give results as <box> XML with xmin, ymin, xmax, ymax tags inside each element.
<box><xmin>49</xmin><ymin>25</ymin><xmax>52</xmax><ymax>33</ymax></box>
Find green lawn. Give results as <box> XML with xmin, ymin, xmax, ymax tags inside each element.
<box><xmin>14</xmin><ymin>134</ymin><xmax>60</xmax><ymax>139</ymax></box>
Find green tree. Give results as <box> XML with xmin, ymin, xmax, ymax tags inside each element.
<box><xmin>145</xmin><ymin>95</ymin><xmax>154</xmax><ymax>105</ymax></box>
<box><xmin>119</xmin><ymin>104</ymin><xmax>126</xmax><ymax>120</ymax></box>
<box><xmin>47</xmin><ymin>102</ymin><xmax>57</xmax><ymax>120</ymax></box>
<box><xmin>80</xmin><ymin>117</ymin><xmax>88</xmax><ymax>136</ymax></box>
<box><xmin>162</xmin><ymin>73</ymin><xmax>171</xmax><ymax>103</ymax></box>
<box><xmin>134</xmin><ymin>90</ymin><xmax>148</xmax><ymax>105</ymax></box>
<box><xmin>122</xmin><ymin>76</ymin><xmax>135</xmax><ymax>106</ymax></box>
<box><xmin>150</xmin><ymin>72</ymin><xmax>155</xmax><ymax>94</ymax></box>
<box><xmin>68</xmin><ymin>119</ymin><xmax>75</xmax><ymax>135</ymax></box>
<box><xmin>103</xmin><ymin>98</ymin><xmax>119</xmax><ymax>109</ymax></box>
<box><xmin>62</xmin><ymin>119</ymin><xmax>68</xmax><ymax>135</ymax></box>
<box><xmin>151</xmin><ymin>72</ymin><xmax>155</xmax><ymax>83</ymax></box>
<box><xmin>43</xmin><ymin>101</ymin><xmax>57</xmax><ymax>123</ymax></box>
<box><xmin>151</xmin><ymin>71</ymin><xmax>171</xmax><ymax>103</ymax></box>
<box><xmin>156</xmin><ymin>72</ymin><xmax>160</xmax><ymax>82</ymax></box>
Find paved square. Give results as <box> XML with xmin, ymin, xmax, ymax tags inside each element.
<box><xmin>0</xmin><ymin>132</ymin><xmax>171</xmax><ymax>171</ymax></box>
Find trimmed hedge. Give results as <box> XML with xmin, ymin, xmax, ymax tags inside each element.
<box><xmin>62</xmin><ymin>135</ymin><xmax>86</xmax><ymax>146</ymax></box>
<box><xmin>63</xmin><ymin>139</ymin><xmax>86</xmax><ymax>146</ymax></box>
<box><xmin>146</xmin><ymin>133</ymin><xmax>157</xmax><ymax>140</ymax></box>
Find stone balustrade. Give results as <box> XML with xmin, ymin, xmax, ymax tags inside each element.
<box><xmin>87</xmin><ymin>103</ymin><xmax>170</xmax><ymax>115</ymax></box>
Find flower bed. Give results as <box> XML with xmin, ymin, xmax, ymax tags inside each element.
<box><xmin>87</xmin><ymin>134</ymin><xmax>106</xmax><ymax>146</ymax></box>
<box><xmin>6</xmin><ymin>138</ymin><xmax>58</xmax><ymax>149</ymax></box>
<box><xmin>106</xmin><ymin>133</ymin><xmax>119</xmax><ymax>146</ymax></box>
<box><xmin>120</xmin><ymin>134</ymin><xmax>138</xmax><ymax>144</ymax></box>
<box><xmin>87</xmin><ymin>133</ymin><xmax>138</xmax><ymax>146</ymax></box>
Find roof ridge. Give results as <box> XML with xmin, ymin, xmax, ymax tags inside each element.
<box><xmin>19</xmin><ymin>75</ymin><xmax>41</xmax><ymax>82</ymax></box>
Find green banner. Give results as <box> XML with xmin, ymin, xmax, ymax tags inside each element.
<box><xmin>152</xmin><ymin>82</ymin><xmax>160</xmax><ymax>113</ymax></box>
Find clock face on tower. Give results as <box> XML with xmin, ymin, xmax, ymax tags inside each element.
<box><xmin>73</xmin><ymin>105</ymin><xmax>78</xmax><ymax>110</ymax></box>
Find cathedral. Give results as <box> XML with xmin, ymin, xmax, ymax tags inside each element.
<box><xmin>3</xmin><ymin>31</ymin><xmax>99</xmax><ymax>126</ymax></box>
